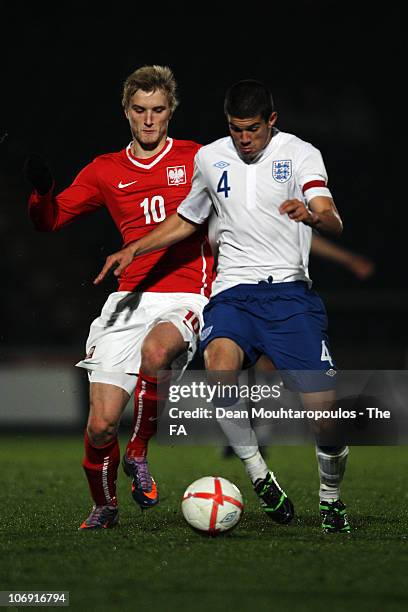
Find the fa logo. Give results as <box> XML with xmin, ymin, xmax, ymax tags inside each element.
<box><xmin>272</xmin><ymin>160</ymin><xmax>292</xmax><ymax>183</ymax></box>
<box><xmin>167</xmin><ymin>165</ymin><xmax>187</xmax><ymax>185</ymax></box>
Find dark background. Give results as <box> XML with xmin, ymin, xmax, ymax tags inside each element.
<box><xmin>0</xmin><ymin>3</ymin><xmax>404</xmax><ymax>367</ymax></box>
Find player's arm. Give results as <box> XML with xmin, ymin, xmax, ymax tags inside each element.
<box><xmin>279</xmin><ymin>195</ymin><xmax>343</xmax><ymax>236</ymax></box>
<box><xmin>25</xmin><ymin>154</ymin><xmax>103</xmax><ymax>231</ymax></box>
<box><xmin>311</xmin><ymin>234</ymin><xmax>375</xmax><ymax>279</ymax></box>
<box><xmin>280</xmin><ymin>144</ymin><xmax>343</xmax><ymax>236</ymax></box>
<box><xmin>94</xmin><ymin>213</ymin><xmax>199</xmax><ymax>284</ymax></box>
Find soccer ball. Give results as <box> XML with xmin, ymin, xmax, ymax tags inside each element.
<box><xmin>181</xmin><ymin>476</ymin><xmax>244</xmax><ymax>535</ymax></box>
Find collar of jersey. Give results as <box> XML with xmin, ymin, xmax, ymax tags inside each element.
<box><xmin>126</xmin><ymin>137</ymin><xmax>173</xmax><ymax>169</ymax></box>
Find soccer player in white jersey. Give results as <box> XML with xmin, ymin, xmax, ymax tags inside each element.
<box><xmin>95</xmin><ymin>79</ymin><xmax>350</xmax><ymax>533</ymax></box>
<box><xmin>25</xmin><ymin>66</ymin><xmax>213</xmax><ymax>530</ymax></box>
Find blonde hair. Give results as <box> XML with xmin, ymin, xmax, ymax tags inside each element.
<box><xmin>122</xmin><ymin>65</ymin><xmax>179</xmax><ymax>112</ymax></box>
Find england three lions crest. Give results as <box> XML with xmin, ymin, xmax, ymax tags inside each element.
<box><xmin>272</xmin><ymin>160</ymin><xmax>292</xmax><ymax>183</ymax></box>
<box><xmin>167</xmin><ymin>165</ymin><xmax>187</xmax><ymax>185</ymax></box>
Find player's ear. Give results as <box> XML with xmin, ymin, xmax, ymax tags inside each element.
<box><xmin>124</xmin><ymin>106</ymin><xmax>129</xmax><ymax>120</ymax></box>
<box><xmin>267</xmin><ymin>112</ymin><xmax>278</xmax><ymax>128</ymax></box>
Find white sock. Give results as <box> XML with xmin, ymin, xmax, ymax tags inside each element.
<box><xmin>217</xmin><ymin>408</ymin><xmax>259</xmax><ymax>450</ymax></box>
<box><xmin>319</xmin><ymin>483</ymin><xmax>340</xmax><ymax>502</ymax></box>
<box><xmin>215</xmin><ymin>400</ymin><xmax>267</xmax><ymax>482</ymax></box>
<box><xmin>316</xmin><ymin>446</ymin><xmax>349</xmax><ymax>502</ymax></box>
<box><xmin>242</xmin><ymin>450</ymin><xmax>269</xmax><ymax>484</ymax></box>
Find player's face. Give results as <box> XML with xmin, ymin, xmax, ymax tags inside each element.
<box><xmin>125</xmin><ymin>89</ymin><xmax>172</xmax><ymax>152</ymax></box>
<box><xmin>228</xmin><ymin>112</ymin><xmax>277</xmax><ymax>162</ymax></box>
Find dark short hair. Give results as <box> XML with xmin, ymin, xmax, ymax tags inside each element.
<box><xmin>224</xmin><ymin>80</ymin><xmax>274</xmax><ymax>122</ymax></box>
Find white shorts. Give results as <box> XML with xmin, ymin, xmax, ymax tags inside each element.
<box><xmin>76</xmin><ymin>291</ymin><xmax>208</xmax><ymax>394</ymax></box>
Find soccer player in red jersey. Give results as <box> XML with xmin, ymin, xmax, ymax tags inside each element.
<box><xmin>25</xmin><ymin>65</ymin><xmax>213</xmax><ymax>529</ymax></box>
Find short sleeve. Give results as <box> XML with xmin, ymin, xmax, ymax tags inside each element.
<box><xmin>177</xmin><ymin>151</ymin><xmax>213</xmax><ymax>224</ymax></box>
<box><xmin>296</xmin><ymin>144</ymin><xmax>332</xmax><ymax>203</ymax></box>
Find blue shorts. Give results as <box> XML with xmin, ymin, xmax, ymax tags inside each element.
<box><xmin>200</xmin><ymin>282</ymin><xmax>336</xmax><ymax>392</ymax></box>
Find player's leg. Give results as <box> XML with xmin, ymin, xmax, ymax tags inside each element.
<box><xmin>80</xmin><ymin>376</ymin><xmax>133</xmax><ymax>529</ymax></box>
<box><xmin>200</xmin><ymin>289</ymin><xmax>260</xmax><ymax>472</ymax></box>
<box><xmin>260</xmin><ymin>281</ymin><xmax>350</xmax><ymax>532</ymax></box>
<box><xmin>75</xmin><ymin>291</ymin><xmax>146</xmax><ymax>525</ymax></box>
<box><xmin>123</xmin><ymin>320</ymin><xmax>188</xmax><ymax>508</ymax></box>
<box><xmin>316</xmin><ymin>446</ymin><xmax>350</xmax><ymax>533</ymax></box>
<box><xmin>204</xmin><ymin>337</ymin><xmax>294</xmax><ymax>524</ymax></box>
<box><xmin>204</xmin><ymin>338</ymin><xmax>267</xmax><ymax>480</ymax></box>
<box><xmin>223</xmin><ymin>356</ymin><xmax>274</xmax><ymax>459</ymax></box>
<box><xmin>300</xmin><ymin>385</ymin><xmax>350</xmax><ymax>533</ymax></box>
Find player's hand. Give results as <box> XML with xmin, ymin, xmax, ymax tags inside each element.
<box><xmin>23</xmin><ymin>153</ymin><xmax>54</xmax><ymax>195</ymax></box>
<box><xmin>348</xmin><ymin>255</ymin><xmax>375</xmax><ymax>280</ymax></box>
<box><xmin>93</xmin><ymin>246</ymin><xmax>135</xmax><ymax>284</ymax></box>
<box><xmin>279</xmin><ymin>199</ymin><xmax>315</xmax><ymax>224</ymax></box>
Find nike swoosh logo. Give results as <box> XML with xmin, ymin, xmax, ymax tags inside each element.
<box><xmin>148</xmin><ymin>416</ymin><xmax>158</xmax><ymax>422</ymax></box>
<box><xmin>118</xmin><ymin>180</ymin><xmax>138</xmax><ymax>188</ymax></box>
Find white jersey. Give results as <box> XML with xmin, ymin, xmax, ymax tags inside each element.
<box><xmin>178</xmin><ymin>129</ymin><xmax>332</xmax><ymax>297</ymax></box>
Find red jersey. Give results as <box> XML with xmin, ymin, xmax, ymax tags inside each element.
<box><xmin>28</xmin><ymin>138</ymin><xmax>213</xmax><ymax>297</ymax></box>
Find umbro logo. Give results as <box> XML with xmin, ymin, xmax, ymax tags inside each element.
<box><xmin>118</xmin><ymin>180</ymin><xmax>138</xmax><ymax>188</ymax></box>
<box><xmin>214</xmin><ymin>161</ymin><xmax>229</xmax><ymax>169</ymax></box>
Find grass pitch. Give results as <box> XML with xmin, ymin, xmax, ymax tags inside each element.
<box><xmin>1</xmin><ymin>435</ymin><xmax>408</xmax><ymax>611</ymax></box>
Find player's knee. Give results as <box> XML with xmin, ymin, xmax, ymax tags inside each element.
<box><xmin>87</xmin><ymin>417</ymin><xmax>118</xmax><ymax>446</ymax></box>
<box><xmin>141</xmin><ymin>340</ymin><xmax>172</xmax><ymax>374</ymax></box>
<box><xmin>204</xmin><ymin>342</ymin><xmax>240</xmax><ymax>371</ymax></box>
<box><xmin>203</xmin><ymin>342</ymin><xmax>242</xmax><ymax>407</ymax></box>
